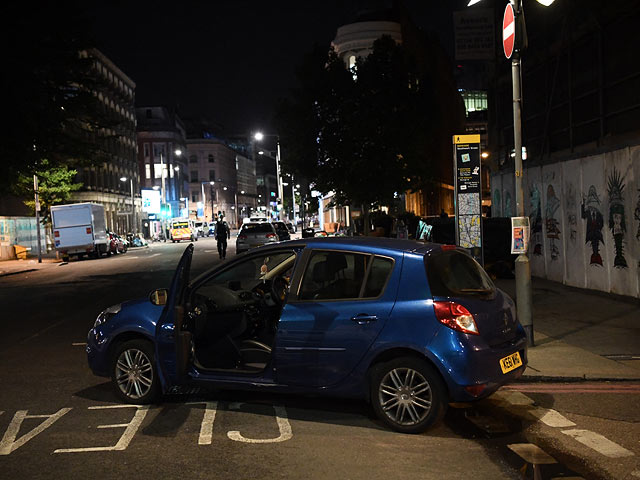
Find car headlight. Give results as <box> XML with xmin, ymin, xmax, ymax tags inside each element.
<box><xmin>93</xmin><ymin>303</ymin><xmax>122</xmax><ymax>328</ymax></box>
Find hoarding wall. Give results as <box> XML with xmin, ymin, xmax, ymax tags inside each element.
<box><xmin>491</xmin><ymin>145</ymin><xmax>640</xmax><ymax>298</ymax></box>
<box><xmin>0</xmin><ymin>217</ymin><xmax>48</xmax><ymax>260</ymax></box>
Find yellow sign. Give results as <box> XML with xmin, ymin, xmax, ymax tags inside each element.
<box><xmin>453</xmin><ymin>134</ymin><xmax>481</xmax><ymax>145</ymax></box>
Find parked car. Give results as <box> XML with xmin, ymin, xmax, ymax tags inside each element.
<box><xmin>86</xmin><ymin>238</ymin><xmax>527</xmax><ymax>434</ymax></box>
<box><xmin>208</xmin><ymin>222</ymin><xmax>216</xmax><ymax>237</ymax></box>
<box><xmin>107</xmin><ymin>232</ymin><xmax>127</xmax><ymax>255</ymax></box>
<box><xmin>235</xmin><ymin>222</ymin><xmax>279</xmax><ymax>254</ymax></box>
<box><xmin>272</xmin><ymin>221</ymin><xmax>291</xmax><ymax>241</ymax></box>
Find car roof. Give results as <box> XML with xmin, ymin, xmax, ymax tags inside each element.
<box><xmin>254</xmin><ymin>236</ymin><xmax>441</xmax><ymax>256</ymax></box>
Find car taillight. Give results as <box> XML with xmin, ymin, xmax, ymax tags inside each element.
<box><xmin>266</xmin><ymin>233</ymin><xmax>276</xmax><ymax>239</ymax></box>
<box><xmin>433</xmin><ymin>301</ymin><xmax>479</xmax><ymax>335</ymax></box>
<box><xmin>441</xmin><ymin>245</ymin><xmax>456</xmax><ymax>251</ymax></box>
<box><xmin>54</xmin><ymin>231</ymin><xmax>60</xmax><ymax>237</ymax></box>
<box><xmin>238</xmin><ymin>235</ymin><xmax>247</xmax><ymax>240</ymax></box>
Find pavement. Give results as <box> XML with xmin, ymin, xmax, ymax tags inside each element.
<box><xmin>2</xmin><ymin>251</ymin><xmax>639</xmax><ymax>381</ymax></box>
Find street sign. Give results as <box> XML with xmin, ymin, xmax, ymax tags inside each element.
<box><xmin>503</xmin><ymin>2</ymin><xmax>515</xmax><ymax>59</ymax></box>
<box><xmin>452</xmin><ymin>134</ymin><xmax>484</xmax><ymax>265</ymax></box>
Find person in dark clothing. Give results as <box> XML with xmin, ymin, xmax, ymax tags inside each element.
<box><xmin>440</xmin><ymin>209</ymin><xmax>448</xmax><ymax>218</ymax></box>
<box><xmin>215</xmin><ymin>217</ymin><xmax>231</xmax><ymax>259</ymax></box>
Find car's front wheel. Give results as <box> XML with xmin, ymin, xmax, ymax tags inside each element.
<box><xmin>370</xmin><ymin>357</ymin><xmax>446</xmax><ymax>434</ymax></box>
<box><xmin>111</xmin><ymin>339</ymin><xmax>159</xmax><ymax>404</ymax></box>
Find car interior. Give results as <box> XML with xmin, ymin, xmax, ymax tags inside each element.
<box><xmin>186</xmin><ymin>251</ymin><xmax>297</xmax><ymax>373</ymax></box>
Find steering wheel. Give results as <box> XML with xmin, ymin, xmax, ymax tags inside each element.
<box><xmin>270</xmin><ymin>276</ymin><xmax>290</xmax><ymax>307</ymax></box>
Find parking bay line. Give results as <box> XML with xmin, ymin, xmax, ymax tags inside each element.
<box><xmin>561</xmin><ymin>429</ymin><xmax>635</xmax><ymax>458</ymax></box>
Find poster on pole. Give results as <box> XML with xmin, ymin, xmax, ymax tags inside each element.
<box><xmin>511</xmin><ymin>216</ymin><xmax>530</xmax><ymax>254</ymax></box>
<box><xmin>453</xmin><ymin>134</ymin><xmax>484</xmax><ymax>265</ymax></box>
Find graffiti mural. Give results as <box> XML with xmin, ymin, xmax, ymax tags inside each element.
<box><xmin>565</xmin><ymin>182</ymin><xmax>578</xmax><ymax>244</ymax></box>
<box><xmin>607</xmin><ymin>168</ymin><xmax>628</xmax><ymax>268</ymax></box>
<box><xmin>581</xmin><ymin>186</ymin><xmax>604</xmax><ymax>266</ymax></box>
<box><xmin>545</xmin><ymin>185</ymin><xmax>561</xmax><ymax>260</ymax></box>
<box><xmin>529</xmin><ymin>184</ymin><xmax>543</xmax><ymax>256</ymax></box>
<box><xmin>635</xmin><ymin>189</ymin><xmax>640</xmax><ymax>241</ymax></box>
<box><xmin>505</xmin><ymin>192</ymin><xmax>513</xmax><ymax>217</ymax></box>
<box><xmin>635</xmin><ymin>189</ymin><xmax>640</xmax><ymax>268</ymax></box>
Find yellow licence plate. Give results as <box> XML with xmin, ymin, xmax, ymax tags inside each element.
<box><xmin>499</xmin><ymin>351</ymin><xmax>522</xmax><ymax>374</ymax></box>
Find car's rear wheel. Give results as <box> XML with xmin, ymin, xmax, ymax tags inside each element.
<box><xmin>111</xmin><ymin>340</ymin><xmax>159</xmax><ymax>404</ymax></box>
<box><xmin>370</xmin><ymin>357</ymin><xmax>446</xmax><ymax>434</ymax></box>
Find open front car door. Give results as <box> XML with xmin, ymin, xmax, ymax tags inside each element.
<box><xmin>155</xmin><ymin>244</ymin><xmax>194</xmax><ymax>388</ymax></box>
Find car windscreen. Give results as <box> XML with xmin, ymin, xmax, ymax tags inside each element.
<box><xmin>242</xmin><ymin>223</ymin><xmax>274</xmax><ymax>233</ymax></box>
<box><xmin>425</xmin><ymin>250</ymin><xmax>495</xmax><ymax>297</ymax></box>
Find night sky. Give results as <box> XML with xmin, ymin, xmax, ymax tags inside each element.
<box><xmin>84</xmin><ymin>1</ymin><xmax>463</xmax><ymax>135</ymax></box>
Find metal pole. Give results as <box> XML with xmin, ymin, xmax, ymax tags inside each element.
<box><xmin>276</xmin><ymin>140</ymin><xmax>284</xmax><ymax>221</ymax></box>
<box><xmin>210</xmin><ymin>184</ymin><xmax>214</xmax><ymax>222</ymax></box>
<box><xmin>130</xmin><ymin>178</ymin><xmax>135</xmax><ymax>233</ymax></box>
<box><xmin>289</xmin><ymin>174</ymin><xmax>297</xmax><ymax>223</ymax></box>
<box><xmin>512</xmin><ymin>2</ymin><xmax>534</xmax><ymax>346</ymax></box>
<box><xmin>160</xmin><ymin>152</ymin><xmax>166</xmax><ymax>242</ymax></box>
<box><xmin>33</xmin><ymin>175</ymin><xmax>42</xmax><ymax>263</ymax></box>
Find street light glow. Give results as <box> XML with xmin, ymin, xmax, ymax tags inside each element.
<box><xmin>467</xmin><ymin>0</ymin><xmax>482</xmax><ymax>5</ymax></box>
<box><xmin>119</xmin><ymin>177</ymin><xmax>127</xmax><ymax>182</ymax></box>
<box><xmin>258</xmin><ymin>150</ymin><xmax>264</xmax><ymax>155</ymax></box>
<box><xmin>254</xmin><ymin>132</ymin><xmax>264</xmax><ymax>141</ymax></box>
<box><xmin>210</xmin><ymin>181</ymin><xmax>214</xmax><ymax>185</ymax></box>
<box><xmin>536</xmin><ymin>0</ymin><xmax>555</xmax><ymax>5</ymax></box>
<box><xmin>175</xmin><ymin>149</ymin><xmax>182</xmax><ymax>156</ymax></box>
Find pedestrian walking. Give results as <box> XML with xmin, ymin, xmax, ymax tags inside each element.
<box><xmin>215</xmin><ymin>216</ymin><xmax>230</xmax><ymax>259</ymax></box>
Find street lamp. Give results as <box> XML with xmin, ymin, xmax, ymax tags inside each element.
<box><xmin>120</xmin><ymin>176</ymin><xmax>135</xmax><ymax>233</ymax></box>
<box><xmin>254</xmin><ymin>131</ymin><xmax>285</xmax><ymax>221</ymax></box>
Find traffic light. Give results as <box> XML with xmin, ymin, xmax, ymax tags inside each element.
<box><xmin>160</xmin><ymin>203</ymin><xmax>172</xmax><ymax>218</ymax></box>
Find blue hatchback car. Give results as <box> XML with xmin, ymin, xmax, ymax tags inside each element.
<box><xmin>87</xmin><ymin>237</ymin><xmax>527</xmax><ymax>433</ymax></box>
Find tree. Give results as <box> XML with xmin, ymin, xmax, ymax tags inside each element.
<box><xmin>15</xmin><ymin>160</ymin><xmax>83</xmax><ymax>224</ymax></box>
<box><xmin>276</xmin><ymin>36</ymin><xmax>442</xmax><ymax>233</ymax></box>
<box><xmin>1</xmin><ymin>2</ymin><xmax>121</xmax><ymax>194</ymax></box>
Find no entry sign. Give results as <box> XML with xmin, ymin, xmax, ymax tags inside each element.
<box><xmin>503</xmin><ymin>3</ymin><xmax>515</xmax><ymax>58</ymax></box>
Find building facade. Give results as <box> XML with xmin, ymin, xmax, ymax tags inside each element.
<box><xmin>72</xmin><ymin>49</ymin><xmax>140</xmax><ymax>234</ymax></box>
<box><xmin>186</xmin><ymin>139</ymin><xmax>245</xmax><ymax>225</ymax></box>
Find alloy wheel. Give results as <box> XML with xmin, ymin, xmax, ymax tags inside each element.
<box><xmin>378</xmin><ymin>367</ymin><xmax>432</xmax><ymax>426</ymax></box>
<box><xmin>115</xmin><ymin>348</ymin><xmax>154</xmax><ymax>400</ymax></box>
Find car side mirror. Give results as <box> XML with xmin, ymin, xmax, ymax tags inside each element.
<box><xmin>150</xmin><ymin>288</ymin><xmax>169</xmax><ymax>306</ymax></box>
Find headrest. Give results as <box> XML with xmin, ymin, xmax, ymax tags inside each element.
<box><xmin>312</xmin><ymin>260</ymin><xmax>333</xmax><ymax>282</ymax></box>
<box><xmin>326</xmin><ymin>252</ymin><xmax>347</xmax><ymax>273</ymax></box>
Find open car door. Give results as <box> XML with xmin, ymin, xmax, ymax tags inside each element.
<box><xmin>155</xmin><ymin>244</ymin><xmax>194</xmax><ymax>387</ymax></box>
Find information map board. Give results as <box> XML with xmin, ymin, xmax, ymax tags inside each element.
<box><xmin>453</xmin><ymin>134</ymin><xmax>484</xmax><ymax>265</ymax></box>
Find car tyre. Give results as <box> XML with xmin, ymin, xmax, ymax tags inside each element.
<box><xmin>110</xmin><ymin>339</ymin><xmax>160</xmax><ymax>404</ymax></box>
<box><xmin>369</xmin><ymin>357</ymin><xmax>447</xmax><ymax>434</ymax></box>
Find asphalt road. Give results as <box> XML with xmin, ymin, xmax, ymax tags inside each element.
<box><xmin>0</xmin><ymin>237</ymin><xmax>636</xmax><ymax>479</ymax></box>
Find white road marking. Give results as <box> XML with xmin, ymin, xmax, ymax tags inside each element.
<box><xmin>150</xmin><ymin>253</ymin><xmax>161</xmax><ymax>258</ymax></box>
<box><xmin>54</xmin><ymin>405</ymin><xmax>149</xmax><ymax>453</ymax></box>
<box><xmin>507</xmin><ymin>443</ymin><xmax>557</xmax><ymax>464</ymax></box>
<box><xmin>187</xmin><ymin>401</ymin><xmax>218</xmax><ymax>445</ymax></box>
<box><xmin>490</xmin><ymin>390</ymin><xmax>535</xmax><ymax>406</ymax></box>
<box><xmin>528</xmin><ymin>408</ymin><xmax>576</xmax><ymax>428</ymax></box>
<box><xmin>0</xmin><ymin>408</ymin><xmax>72</xmax><ymax>455</ymax></box>
<box><xmin>227</xmin><ymin>404</ymin><xmax>293</xmax><ymax>444</ymax></box>
<box><xmin>204</xmin><ymin>250</ymin><xmax>216</xmax><ymax>253</ymax></box>
<box><xmin>561</xmin><ymin>429</ymin><xmax>635</xmax><ymax>458</ymax></box>
<box><xmin>72</xmin><ymin>342</ymin><xmax>87</xmax><ymax>346</ymax></box>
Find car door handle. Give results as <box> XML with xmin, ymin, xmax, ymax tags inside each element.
<box><xmin>351</xmin><ymin>314</ymin><xmax>378</xmax><ymax>324</ymax></box>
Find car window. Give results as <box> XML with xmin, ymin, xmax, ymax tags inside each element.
<box><xmin>298</xmin><ymin>251</ymin><xmax>370</xmax><ymax>301</ymax></box>
<box><xmin>207</xmin><ymin>251</ymin><xmax>295</xmax><ymax>290</ymax></box>
<box><xmin>362</xmin><ymin>256</ymin><xmax>394</xmax><ymax>298</ymax></box>
<box><xmin>425</xmin><ymin>250</ymin><xmax>495</xmax><ymax>297</ymax></box>
<box><xmin>241</xmin><ymin>223</ymin><xmax>274</xmax><ymax>234</ymax></box>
